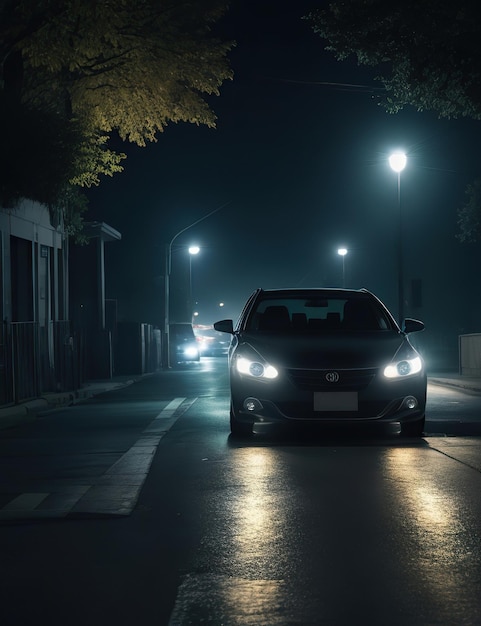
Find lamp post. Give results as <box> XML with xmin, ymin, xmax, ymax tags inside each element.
<box><xmin>163</xmin><ymin>239</ymin><xmax>198</xmax><ymax>368</ymax></box>
<box><xmin>337</xmin><ymin>247</ymin><xmax>348</xmax><ymax>288</ymax></box>
<box><xmin>163</xmin><ymin>202</ymin><xmax>229</xmax><ymax>369</ymax></box>
<box><xmin>188</xmin><ymin>245</ymin><xmax>200</xmax><ymax>322</ymax></box>
<box><xmin>388</xmin><ymin>151</ymin><xmax>407</xmax><ymax>324</ymax></box>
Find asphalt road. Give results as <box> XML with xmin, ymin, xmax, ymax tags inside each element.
<box><xmin>1</xmin><ymin>359</ymin><xmax>481</xmax><ymax>625</ymax></box>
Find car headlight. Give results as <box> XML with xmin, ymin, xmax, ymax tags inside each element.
<box><xmin>236</xmin><ymin>356</ymin><xmax>278</xmax><ymax>379</ymax></box>
<box><xmin>183</xmin><ymin>345</ymin><xmax>199</xmax><ymax>359</ymax></box>
<box><xmin>384</xmin><ymin>356</ymin><xmax>423</xmax><ymax>379</ymax></box>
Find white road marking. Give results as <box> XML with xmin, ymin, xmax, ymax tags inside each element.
<box><xmin>3</xmin><ymin>492</ymin><xmax>49</xmax><ymax>511</ymax></box>
<box><xmin>0</xmin><ymin>397</ymin><xmax>193</xmax><ymax>520</ymax></box>
<box><xmin>143</xmin><ymin>397</ymin><xmax>187</xmax><ymax>434</ymax></box>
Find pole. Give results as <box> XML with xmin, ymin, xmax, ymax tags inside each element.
<box><xmin>397</xmin><ymin>171</ymin><xmax>404</xmax><ymax>324</ymax></box>
<box><xmin>189</xmin><ymin>253</ymin><xmax>193</xmax><ymax>323</ymax></box>
<box><xmin>337</xmin><ymin>248</ymin><xmax>347</xmax><ymax>288</ymax></box>
<box><xmin>163</xmin><ymin>243</ymin><xmax>170</xmax><ymax>369</ymax></box>
<box><xmin>162</xmin><ymin>201</ymin><xmax>230</xmax><ymax>368</ymax></box>
<box><xmin>389</xmin><ymin>151</ymin><xmax>407</xmax><ymax>326</ymax></box>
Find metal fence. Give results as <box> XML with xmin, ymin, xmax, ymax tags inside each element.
<box><xmin>0</xmin><ymin>320</ymin><xmax>84</xmax><ymax>406</ymax></box>
<box><xmin>0</xmin><ymin>319</ymin><xmax>160</xmax><ymax>408</ymax></box>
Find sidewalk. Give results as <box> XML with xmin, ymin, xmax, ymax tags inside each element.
<box><xmin>0</xmin><ymin>376</ymin><xmax>140</xmax><ymax>430</ymax></box>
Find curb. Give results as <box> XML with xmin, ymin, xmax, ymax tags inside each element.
<box><xmin>0</xmin><ymin>379</ymin><xmax>135</xmax><ymax>431</ymax></box>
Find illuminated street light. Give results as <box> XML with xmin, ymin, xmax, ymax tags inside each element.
<box><xmin>389</xmin><ymin>150</ymin><xmax>407</xmax><ymax>323</ymax></box>
<box><xmin>388</xmin><ymin>151</ymin><xmax>407</xmax><ymax>174</ymax></box>
<box><xmin>337</xmin><ymin>247</ymin><xmax>348</xmax><ymax>288</ymax></box>
<box><xmin>163</xmin><ymin>202</ymin><xmax>229</xmax><ymax>368</ymax></box>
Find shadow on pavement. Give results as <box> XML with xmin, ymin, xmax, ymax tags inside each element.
<box><xmin>227</xmin><ymin>422</ymin><xmax>430</xmax><ymax>448</ymax></box>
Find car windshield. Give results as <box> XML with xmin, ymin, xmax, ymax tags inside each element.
<box><xmin>245</xmin><ymin>295</ymin><xmax>393</xmax><ymax>332</ymax></box>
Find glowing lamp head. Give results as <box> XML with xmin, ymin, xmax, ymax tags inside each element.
<box><xmin>389</xmin><ymin>151</ymin><xmax>407</xmax><ymax>173</ymax></box>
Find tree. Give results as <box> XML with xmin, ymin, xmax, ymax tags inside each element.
<box><xmin>305</xmin><ymin>0</ymin><xmax>481</xmax><ymax>119</ymax></box>
<box><xmin>457</xmin><ymin>179</ymin><xmax>481</xmax><ymax>243</ymax></box>
<box><xmin>0</xmin><ymin>0</ymin><xmax>233</xmax><ymax>235</ymax></box>
<box><xmin>305</xmin><ymin>1</ymin><xmax>481</xmax><ymax>242</ymax></box>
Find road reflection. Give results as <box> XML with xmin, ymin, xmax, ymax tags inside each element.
<box><xmin>171</xmin><ymin>447</ymin><xmax>295</xmax><ymax>624</ymax></box>
<box><xmin>382</xmin><ymin>447</ymin><xmax>481</xmax><ymax>618</ymax></box>
<box><xmin>225</xmin><ymin>447</ymin><xmax>287</xmax><ymax>578</ymax></box>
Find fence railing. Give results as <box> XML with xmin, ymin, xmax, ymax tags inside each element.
<box><xmin>11</xmin><ymin>321</ymin><xmax>39</xmax><ymax>403</ymax></box>
<box><xmin>0</xmin><ymin>320</ymin><xmax>84</xmax><ymax>406</ymax></box>
<box><xmin>0</xmin><ymin>319</ymin><xmax>160</xmax><ymax>407</ymax></box>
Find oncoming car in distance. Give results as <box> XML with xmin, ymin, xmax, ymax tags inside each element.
<box><xmin>214</xmin><ymin>288</ymin><xmax>427</xmax><ymax>437</ymax></box>
<box><xmin>193</xmin><ymin>324</ymin><xmax>230</xmax><ymax>356</ymax></box>
<box><xmin>169</xmin><ymin>323</ymin><xmax>200</xmax><ymax>364</ymax></box>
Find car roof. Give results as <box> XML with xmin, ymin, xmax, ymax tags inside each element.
<box><xmin>254</xmin><ymin>288</ymin><xmax>373</xmax><ymax>298</ymax></box>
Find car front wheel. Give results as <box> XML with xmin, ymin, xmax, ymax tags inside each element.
<box><xmin>230</xmin><ymin>405</ymin><xmax>252</xmax><ymax>438</ymax></box>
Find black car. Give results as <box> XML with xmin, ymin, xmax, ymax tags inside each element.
<box><xmin>214</xmin><ymin>288</ymin><xmax>426</xmax><ymax>437</ymax></box>
<box><xmin>169</xmin><ymin>323</ymin><xmax>200</xmax><ymax>363</ymax></box>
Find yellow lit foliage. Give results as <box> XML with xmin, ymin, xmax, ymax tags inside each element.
<box><xmin>8</xmin><ymin>0</ymin><xmax>233</xmax><ymax>145</ymax></box>
<box><xmin>0</xmin><ymin>0</ymin><xmax>233</xmax><ymax>233</ymax></box>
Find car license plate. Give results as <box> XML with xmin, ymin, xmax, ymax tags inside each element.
<box><xmin>314</xmin><ymin>392</ymin><xmax>358</xmax><ymax>411</ymax></box>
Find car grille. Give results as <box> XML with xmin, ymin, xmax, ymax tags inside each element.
<box><xmin>286</xmin><ymin>367</ymin><xmax>377</xmax><ymax>392</ymax></box>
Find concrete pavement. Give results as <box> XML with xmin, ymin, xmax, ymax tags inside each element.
<box><xmin>0</xmin><ymin>376</ymin><xmax>139</xmax><ymax>430</ymax></box>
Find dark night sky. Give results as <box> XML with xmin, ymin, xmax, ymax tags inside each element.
<box><xmin>86</xmin><ymin>0</ymin><xmax>481</xmax><ymax>348</ymax></box>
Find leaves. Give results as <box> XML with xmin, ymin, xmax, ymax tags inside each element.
<box><xmin>0</xmin><ymin>93</ymin><xmax>83</xmax><ymax>206</ymax></box>
<box><xmin>457</xmin><ymin>179</ymin><xmax>481</xmax><ymax>243</ymax></box>
<box><xmin>305</xmin><ymin>1</ymin><xmax>481</xmax><ymax>244</ymax></box>
<box><xmin>0</xmin><ymin>0</ymin><xmax>233</xmax><ymax>235</ymax></box>
<box><xmin>3</xmin><ymin>0</ymin><xmax>234</xmax><ymax>144</ymax></box>
<box><xmin>305</xmin><ymin>0</ymin><xmax>481</xmax><ymax>119</ymax></box>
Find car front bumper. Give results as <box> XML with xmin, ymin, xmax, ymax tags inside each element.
<box><xmin>230</xmin><ymin>368</ymin><xmax>426</xmax><ymax>428</ymax></box>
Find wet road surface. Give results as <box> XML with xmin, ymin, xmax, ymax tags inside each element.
<box><xmin>0</xmin><ymin>360</ymin><xmax>481</xmax><ymax>625</ymax></box>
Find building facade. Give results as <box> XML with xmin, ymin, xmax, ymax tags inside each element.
<box><xmin>0</xmin><ymin>199</ymin><xmax>71</xmax><ymax>405</ymax></box>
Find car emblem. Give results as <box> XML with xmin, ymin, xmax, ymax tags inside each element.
<box><xmin>325</xmin><ymin>372</ymin><xmax>340</xmax><ymax>383</ymax></box>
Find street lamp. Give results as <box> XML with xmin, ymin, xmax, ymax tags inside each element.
<box><xmin>337</xmin><ymin>247</ymin><xmax>348</xmax><ymax>288</ymax></box>
<box><xmin>163</xmin><ymin>202</ymin><xmax>229</xmax><ymax>369</ymax></box>
<box><xmin>389</xmin><ymin>151</ymin><xmax>407</xmax><ymax>323</ymax></box>
<box><xmin>188</xmin><ymin>245</ymin><xmax>200</xmax><ymax>321</ymax></box>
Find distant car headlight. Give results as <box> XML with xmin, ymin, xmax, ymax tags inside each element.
<box><xmin>236</xmin><ymin>356</ymin><xmax>278</xmax><ymax>379</ymax></box>
<box><xmin>384</xmin><ymin>356</ymin><xmax>423</xmax><ymax>379</ymax></box>
<box><xmin>183</xmin><ymin>345</ymin><xmax>199</xmax><ymax>359</ymax></box>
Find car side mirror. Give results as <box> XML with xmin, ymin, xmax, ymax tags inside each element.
<box><xmin>402</xmin><ymin>318</ymin><xmax>425</xmax><ymax>334</ymax></box>
<box><xmin>214</xmin><ymin>319</ymin><xmax>234</xmax><ymax>334</ymax></box>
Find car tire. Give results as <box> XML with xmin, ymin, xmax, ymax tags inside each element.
<box><xmin>230</xmin><ymin>405</ymin><xmax>252</xmax><ymax>438</ymax></box>
<box><xmin>400</xmin><ymin>416</ymin><xmax>425</xmax><ymax>437</ymax></box>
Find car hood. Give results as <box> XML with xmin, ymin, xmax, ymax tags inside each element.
<box><xmin>238</xmin><ymin>331</ymin><xmax>410</xmax><ymax>369</ymax></box>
